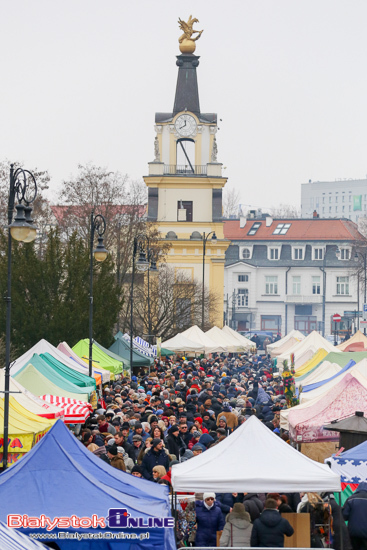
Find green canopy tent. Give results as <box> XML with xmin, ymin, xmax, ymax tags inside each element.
<box><xmin>39</xmin><ymin>352</ymin><xmax>96</xmax><ymax>389</ymax></box>
<box><xmin>72</xmin><ymin>339</ymin><xmax>123</xmax><ymax>376</ymax></box>
<box><xmin>110</xmin><ymin>334</ymin><xmax>153</xmax><ymax>371</ymax></box>
<box><xmin>93</xmin><ymin>340</ymin><xmax>131</xmax><ymax>378</ymax></box>
<box><xmin>13</xmin><ymin>355</ymin><xmax>91</xmax><ymax>401</ymax></box>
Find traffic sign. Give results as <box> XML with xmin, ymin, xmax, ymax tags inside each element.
<box><xmin>344</xmin><ymin>311</ymin><xmax>362</xmax><ymax>317</ymax></box>
<box><xmin>364</xmin><ymin>304</ymin><xmax>367</xmax><ymax>319</ymax></box>
<box><xmin>332</xmin><ymin>313</ymin><xmax>342</xmax><ymax>323</ymax></box>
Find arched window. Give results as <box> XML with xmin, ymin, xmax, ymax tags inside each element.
<box><xmin>176</xmin><ymin>138</ymin><xmax>195</xmax><ymax>174</ymax></box>
<box><xmin>242</xmin><ymin>248</ymin><xmax>251</xmax><ymax>259</ymax></box>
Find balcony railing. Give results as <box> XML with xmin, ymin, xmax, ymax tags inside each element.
<box><xmin>163</xmin><ymin>164</ymin><xmax>207</xmax><ymax>176</ymax></box>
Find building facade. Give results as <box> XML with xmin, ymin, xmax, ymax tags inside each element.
<box><xmin>224</xmin><ymin>215</ymin><xmax>365</xmax><ymax>336</ymax></box>
<box><xmin>301</xmin><ymin>179</ymin><xmax>367</xmax><ymax>223</ymax></box>
<box><xmin>144</xmin><ymin>30</ymin><xmax>229</xmax><ymax>327</ymax></box>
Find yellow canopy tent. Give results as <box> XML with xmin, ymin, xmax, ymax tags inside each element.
<box><xmin>0</xmin><ymin>396</ymin><xmax>55</xmax><ymax>466</ymax></box>
<box><xmin>294</xmin><ymin>348</ymin><xmax>328</xmax><ymax>378</ymax></box>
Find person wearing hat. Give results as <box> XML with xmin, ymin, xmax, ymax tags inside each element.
<box><xmin>218</xmin><ymin>416</ymin><xmax>233</xmax><ymax>437</ymax></box>
<box><xmin>107</xmin><ymin>444</ymin><xmax>126</xmax><ymax>471</ymax></box>
<box><xmin>130</xmin><ymin>434</ymin><xmax>143</xmax><ymax>463</ymax></box>
<box><xmin>216</xmin><ymin>405</ymin><xmax>238</xmax><ymax>430</ymax></box>
<box><xmin>141</xmin><ymin>438</ymin><xmax>170</xmax><ymax>481</ymax></box>
<box><xmin>127</xmin><ymin>422</ymin><xmax>148</xmax><ymax>444</ymax></box>
<box><xmin>191</xmin><ymin>443</ymin><xmax>203</xmax><ymax>457</ymax></box>
<box><xmin>131</xmin><ymin>465</ymin><xmax>143</xmax><ymax>478</ymax></box>
<box><xmin>165</xmin><ymin>425</ymin><xmax>186</xmax><ymax>459</ymax></box>
<box><xmin>251</xmin><ymin>498</ymin><xmax>293</xmax><ymax>547</ymax></box>
<box><xmin>195</xmin><ymin>493</ymin><xmax>225</xmax><ymax>548</ymax></box>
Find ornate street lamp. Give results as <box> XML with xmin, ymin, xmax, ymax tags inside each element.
<box><xmin>130</xmin><ymin>237</ymin><xmax>157</xmax><ymax>371</ymax></box>
<box><xmin>3</xmin><ymin>165</ymin><xmax>37</xmax><ymax>470</ymax></box>
<box><xmin>89</xmin><ymin>211</ymin><xmax>108</xmax><ymax>377</ymax></box>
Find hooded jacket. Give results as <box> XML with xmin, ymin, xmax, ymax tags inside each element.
<box><xmin>251</xmin><ymin>509</ymin><xmax>294</xmax><ymax>547</ymax></box>
<box><xmin>343</xmin><ymin>481</ymin><xmax>367</xmax><ymax>538</ymax></box>
<box><xmin>195</xmin><ymin>501</ymin><xmax>225</xmax><ymax>547</ymax></box>
<box><xmin>243</xmin><ymin>493</ymin><xmax>263</xmax><ymax>521</ymax></box>
<box><xmin>219</xmin><ymin>509</ymin><xmax>253</xmax><ymax>547</ymax></box>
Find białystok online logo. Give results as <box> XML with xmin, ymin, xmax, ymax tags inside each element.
<box><xmin>7</xmin><ymin>510</ymin><xmax>174</xmax><ymax>531</ymax></box>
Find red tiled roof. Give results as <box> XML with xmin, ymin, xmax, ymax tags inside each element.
<box><xmin>223</xmin><ymin>218</ymin><xmax>365</xmax><ymax>241</ymax></box>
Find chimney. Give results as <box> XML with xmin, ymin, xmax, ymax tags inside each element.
<box><xmin>266</xmin><ymin>216</ymin><xmax>273</xmax><ymax>227</ymax></box>
<box><xmin>313</xmin><ymin>210</ymin><xmax>319</xmax><ymax>218</ymax></box>
<box><xmin>240</xmin><ymin>214</ymin><xmax>246</xmax><ymax>228</ymax></box>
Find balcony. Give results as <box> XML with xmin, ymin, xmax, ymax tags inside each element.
<box><xmin>285</xmin><ymin>294</ymin><xmax>323</xmax><ymax>304</ymax></box>
<box><xmin>164</xmin><ymin>165</ymin><xmax>207</xmax><ymax>176</ymax></box>
<box><xmin>148</xmin><ymin>162</ymin><xmax>223</xmax><ymax>177</ymax></box>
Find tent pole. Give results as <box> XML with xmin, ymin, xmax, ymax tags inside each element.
<box><xmin>338</xmin><ymin>491</ymin><xmax>343</xmax><ymax>550</ymax></box>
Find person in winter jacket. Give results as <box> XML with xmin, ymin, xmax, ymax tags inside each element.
<box><xmin>217</xmin><ymin>493</ymin><xmax>243</xmax><ymax>522</ymax></box>
<box><xmin>343</xmin><ymin>481</ymin><xmax>367</xmax><ymax>550</ymax></box>
<box><xmin>251</xmin><ymin>498</ymin><xmax>294</xmax><ymax>547</ymax></box>
<box><xmin>220</xmin><ymin>502</ymin><xmax>253</xmax><ymax>547</ymax></box>
<box><xmin>141</xmin><ymin>438</ymin><xmax>170</xmax><ymax>480</ymax></box>
<box><xmin>195</xmin><ymin>493</ymin><xmax>225</xmax><ymax>547</ymax></box>
<box><xmin>165</xmin><ymin>425</ymin><xmax>186</xmax><ymax>458</ymax></box>
<box><xmin>243</xmin><ymin>493</ymin><xmax>264</xmax><ymax>522</ymax></box>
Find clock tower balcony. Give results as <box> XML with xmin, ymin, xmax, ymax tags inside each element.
<box><xmin>148</xmin><ymin>162</ymin><xmax>223</xmax><ymax>177</ymax></box>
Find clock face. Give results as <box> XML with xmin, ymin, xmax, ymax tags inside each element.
<box><xmin>174</xmin><ymin>114</ymin><xmax>197</xmax><ymax>137</ymax></box>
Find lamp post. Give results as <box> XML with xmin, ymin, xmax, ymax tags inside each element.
<box><xmin>129</xmin><ymin>237</ymin><xmax>150</xmax><ymax>371</ymax></box>
<box><xmin>89</xmin><ymin>211</ymin><xmax>108</xmax><ymax>377</ymax></box>
<box><xmin>354</xmin><ymin>250</ymin><xmax>367</xmax><ymax>335</ymax></box>
<box><xmin>202</xmin><ymin>231</ymin><xmax>217</xmax><ymax>330</ymax></box>
<box><xmin>146</xmin><ymin>248</ymin><xmax>158</xmax><ymax>346</ymax></box>
<box><xmin>3</xmin><ymin>165</ymin><xmax>38</xmax><ymax>470</ymax></box>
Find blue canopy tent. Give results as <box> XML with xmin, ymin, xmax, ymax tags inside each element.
<box><xmin>0</xmin><ymin>420</ymin><xmax>175</xmax><ymax>550</ymax></box>
<box><xmin>302</xmin><ymin>359</ymin><xmax>356</xmax><ymax>393</ymax></box>
<box><xmin>0</xmin><ymin>521</ymin><xmax>48</xmax><ymax>549</ymax></box>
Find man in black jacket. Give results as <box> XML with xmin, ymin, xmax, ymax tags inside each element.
<box><xmin>165</xmin><ymin>425</ymin><xmax>186</xmax><ymax>458</ymax></box>
<box><xmin>251</xmin><ymin>498</ymin><xmax>294</xmax><ymax>547</ymax></box>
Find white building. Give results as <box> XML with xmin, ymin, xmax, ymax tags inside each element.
<box><xmin>223</xmin><ymin>215</ymin><xmax>365</xmax><ymax>337</ymax></box>
<box><xmin>301</xmin><ymin>178</ymin><xmax>367</xmax><ymax>223</ymax></box>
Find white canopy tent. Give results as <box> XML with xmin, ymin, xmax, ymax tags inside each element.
<box><xmin>171</xmin><ymin>416</ymin><xmax>340</xmax><ymax>493</ymax></box>
<box><xmin>277</xmin><ymin>331</ymin><xmax>340</xmax><ymax>370</ymax></box>
<box><xmin>206</xmin><ymin>326</ymin><xmax>247</xmax><ymax>353</ymax></box>
<box><xmin>180</xmin><ymin>325</ymin><xmax>227</xmax><ymax>354</ymax></box>
<box><xmin>221</xmin><ymin>325</ymin><xmax>253</xmax><ymax>350</ymax></box>
<box><xmin>161</xmin><ymin>333</ymin><xmax>205</xmax><ymax>353</ymax></box>
<box><xmin>267</xmin><ymin>330</ymin><xmax>305</xmax><ymax>353</ymax></box>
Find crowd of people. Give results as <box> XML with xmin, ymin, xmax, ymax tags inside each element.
<box><xmin>77</xmin><ymin>352</ymin><xmax>366</xmax><ymax>549</ymax></box>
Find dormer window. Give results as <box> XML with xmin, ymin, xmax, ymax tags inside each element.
<box><xmin>292</xmin><ymin>246</ymin><xmax>305</xmax><ymax>260</ymax></box>
<box><xmin>313</xmin><ymin>247</ymin><xmax>324</xmax><ymax>260</ymax></box>
<box><xmin>268</xmin><ymin>246</ymin><xmax>282</xmax><ymax>260</ymax></box>
<box><xmin>338</xmin><ymin>247</ymin><xmax>351</xmax><ymax>260</ymax></box>
<box><xmin>240</xmin><ymin>246</ymin><xmax>253</xmax><ymax>260</ymax></box>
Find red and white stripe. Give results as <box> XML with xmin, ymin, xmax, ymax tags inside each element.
<box><xmin>39</xmin><ymin>395</ymin><xmax>92</xmax><ymax>424</ymax></box>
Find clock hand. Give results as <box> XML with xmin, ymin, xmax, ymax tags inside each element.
<box><xmin>179</xmin><ymin>120</ymin><xmax>187</xmax><ymax>130</ymax></box>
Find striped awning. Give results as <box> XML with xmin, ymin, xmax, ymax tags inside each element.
<box><xmin>39</xmin><ymin>395</ymin><xmax>92</xmax><ymax>424</ymax></box>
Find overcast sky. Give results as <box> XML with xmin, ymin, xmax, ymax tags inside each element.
<box><xmin>2</xmin><ymin>1</ymin><xmax>367</xmax><ymax>211</ymax></box>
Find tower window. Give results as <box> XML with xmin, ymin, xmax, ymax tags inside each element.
<box><xmin>177</xmin><ymin>201</ymin><xmax>193</xmax><ymax>222</ymax></box>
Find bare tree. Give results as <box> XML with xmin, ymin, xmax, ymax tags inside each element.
<box><xmin>270</xmin><ymin>203</ymin><xmax>300</xmax><ymax>218</ymax></box>
<box><xmin>223</xmin><ymin>186</ymin><xmax>241</xmax><ymax>218</ymax></box>
<box><xmin>123</xmin><ymin>264</ymin><xmax>221</xmax><ymax>341</ymax></box>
